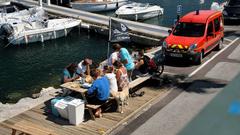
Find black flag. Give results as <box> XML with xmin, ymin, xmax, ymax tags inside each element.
<box><xmin>110</xmin><ymin>18</ymin><xmax>130</xmax><ymax>43</ymax></box>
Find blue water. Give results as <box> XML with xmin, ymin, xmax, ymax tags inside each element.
<box><xmin>0</xmin><ymin>0</ymin><xmax>225</xmax><ymax>103</ymax></box>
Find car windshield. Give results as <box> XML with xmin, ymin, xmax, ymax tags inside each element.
<box><xmin>228</xmin><ymin>0</ymin><xmax>240</xmax><ymax>6</ymax></box>
<box><xmin>173</xmin><ymin>22</ymin><xmax>206</xmax><ymax>37</ymax></box>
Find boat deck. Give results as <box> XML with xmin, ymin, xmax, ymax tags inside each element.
<box><xmin>0</xmin><ymin>84</ymin><xmax>168</xmax><ymax>135</ymax></box>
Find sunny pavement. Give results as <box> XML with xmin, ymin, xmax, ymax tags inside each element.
<box><xmin>130</xmin><ymin>38</ymin><xmax>240</xmax><ymax>135</ymax></box>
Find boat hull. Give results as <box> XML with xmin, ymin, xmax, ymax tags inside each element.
<box><xmin>9</xmin><ymin>28</ymin><xmax>72</xmax><ymax>45</ymax></box>
<box><xmin>71</xmin><ymin>0</ymin><xmax>127</xmax><ymax>12</ymax></box>
<box><xmin>8</xmin><ymin>19</ymin><xmax>81</xmax><ymax>45</ymax></box>
<box><xmin>117</xmin><ymin>10</ymin><xmax>163</xmax><ymax>21</ymax></box>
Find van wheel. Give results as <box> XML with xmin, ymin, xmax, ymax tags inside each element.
<box><xmin>216</xmin><ymin>39</ymin><xmax>223</xmax><ymax>50</ymax></box>
<box><xmin>195</xmin><ymin>51</ymin><xmax>203</xmax><ymax>65</ymax></box>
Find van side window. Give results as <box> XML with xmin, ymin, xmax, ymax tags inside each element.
<box><xmin>207</xmin><ymin>22</ymin><xmax>213</xmax><ymax>35</ymax></box>
<box><xmin>214</xmin><ymin>18</ymin><xmax>220</xmax><ymax>32</ymax></box>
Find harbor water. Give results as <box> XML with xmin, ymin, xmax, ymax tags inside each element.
<box><xmin>0</xmin><ymin>0</ymin><xmax>225</xmax><ymax>103</ymax></box>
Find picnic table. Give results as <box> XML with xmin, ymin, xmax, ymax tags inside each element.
<box><xmin>60</xmin><ymin>81</ymin><xmax>114</xmax><ymax>120</ymax></box>
<box><xmin>60</xmin><ymin>81</ymin><xmax>88</xmax><ymax>101</ymax></box>
<box><xmin>60</xmin><ymin>81</ymin><xmax>98</xmax><ymax>120</ymax></box>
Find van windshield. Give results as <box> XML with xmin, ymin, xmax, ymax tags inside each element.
<box><xmin>173</xmin><ymin>22</ymin><xmax>206</xmax><ymax>37</ymax></box>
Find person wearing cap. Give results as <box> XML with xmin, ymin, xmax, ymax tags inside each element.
<box><xmin>76</xmin><ymin>58</ymin><xmax>92</xmax><ymax>77</ymax></box>
<box><xmin>62</xmin><ymin>63</ymin><xmax>79</xmax><ymax>83</ymax></box>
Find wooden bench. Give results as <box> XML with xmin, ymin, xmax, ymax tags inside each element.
<box><xmin>85</xmin><ymin>75</ymin><xmax>152</xmax><ymax>120</ymax></box>
<box><xmin>0</xmin><ymin>120</ymin><xmax>57</xmax><ymax>135</ymax></box>
<box><xmin>85</xmin><ymin>97</ymin><xmax>115</xmax><ymax>120</ymax></box>
<box><xmin>129</xmin><ymin>75</ymin><xmax>152</xmax><ymax>90</ymax></box>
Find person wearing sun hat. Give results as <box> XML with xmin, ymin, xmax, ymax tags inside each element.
<box><xmin>76</xmin><ymin>58</ymin><xmax>93</xmax><ymax>77</ymax></box>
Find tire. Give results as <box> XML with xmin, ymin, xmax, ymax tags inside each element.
<box><xmin>216</xmin><ymin>39</ymin><xmax>223</xmax><ymax>50</ymax></box>
<box><xmin>195</xmin><ymin>51</ymin><xmax>203</xmax><ymax>65</ymax></box>
<box><xmin>157</xmin><ymin>64</ymin><xmax>164</xmax><ymax>76</ymax></box>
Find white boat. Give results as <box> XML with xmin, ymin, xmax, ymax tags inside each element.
<box><xmin>70</xmin><ymin>0</ymin><xmax>128</xmax><ymax>12</ymax></box>
<box><xmin>115</xmin><ymin>2</ymin><xmax>164</xmax><ymax>21</ymax></box>
<box><xmin>3</xmin><ymin>18</ymin><xmax>81</xmax><ymax>45</ymax></box>
<box><xmin>210</xmin><ymin>2</ymin><xmax>226</xmax><ymax>12</ymax></box>
<box><xmin>0</xmin><ymin>7</ymin><xmax>47</xmax><ymax>25</ymax></box>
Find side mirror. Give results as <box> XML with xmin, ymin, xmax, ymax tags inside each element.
<box><xmin>168</xmin><ymin>30</ymin><xmax>172</xmax><ymax>35</ymax></box>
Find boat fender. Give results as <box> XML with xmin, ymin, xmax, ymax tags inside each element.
<box><xmin>64</xmin><ymin>28</ymin><xmax>67</xmax><ymax>36</ymax></box>
<box><xmin>40</xmin><ymin>34</ymin><xmax>44</xmax><ymax>42</ymax></box>
<box><xmin>0</xmin><ymin>23</ymin><xmax>14</xmax><ymax>38</ymax></box>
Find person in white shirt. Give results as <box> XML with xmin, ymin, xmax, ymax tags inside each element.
<box><xmin>76</xmin><ymin>58</ymin><xmax>92</xmax><ymax>77</ymax></box>
<box><xmin>103</xmin><ymin>66</ymin><xmax>118</xmax><ymax>94</ymax></box>
<box><xmin>108</xmin><ymin>46</ymin><xmax>119</xmax><ymax>66</ymax></box>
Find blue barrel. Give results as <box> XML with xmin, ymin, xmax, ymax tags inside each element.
<box><xmin>51</xmin><ymin>97</ymin><xmax>64</xmax><ymax>117</ymax></box>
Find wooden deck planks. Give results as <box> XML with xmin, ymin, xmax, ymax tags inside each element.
<box><xmin>0</xmin><ymin>125</ymin><xmax>11</xmax><ymax>135</ymax></box>
<box><xmin>0</xmin><ymin>88</ymin><xmax>166</xmax><ymax>135</ymax></box>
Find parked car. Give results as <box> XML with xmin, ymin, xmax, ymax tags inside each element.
<box><xmin>223</xmin><ymin>0</ymin><xmax>240</xmax><ymax>20</ymax></box>
<box><xmin>163</xmin><ymin>10</ymin><xmax>224</xmax><ymax>65</ymax></box>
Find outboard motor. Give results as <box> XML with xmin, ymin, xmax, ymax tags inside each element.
<box><xmin>0</xmin><ymin>23</ymin><xmax>14</xmax><ymax>39</ymax></box>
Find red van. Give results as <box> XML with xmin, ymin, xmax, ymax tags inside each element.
<box><xmin>163</xmin><ymin>10</ymin><xmax>224</xmax><ymax>64</ymax></box>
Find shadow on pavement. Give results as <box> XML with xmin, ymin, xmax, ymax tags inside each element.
<box><xmin>164</xmin><ymin>57</ymin><xmax>193</xmax><ymax>67</ymax></box>
<box><xmin>178</xmin><ymin>79</ymin><xmax>226</xmax><ymax>94</ymax></box>
<box><xmin>224</xmin><ymin>19</ymin><xmax>240</xmax><ymax>26</ymax></box>
<box><xmin>224</xmin><ymin>30</ymin><xmax>240</xmax><ymax>38</ymax></box>
<box><xmin>147</xmin><ymin>74</ymin><xmax>226</xmax><ymax>94</ymax></box>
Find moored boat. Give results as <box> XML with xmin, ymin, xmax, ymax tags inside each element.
<box><xmin>210</xmin><ymin>2</ymin><xmax>226</xmax><ymax>12</ymax></box>
<box><xmin>2</xmin><ymin>18</ymin><xmax>81</xmax><ymax>45</ymax></box>
<box><xmin>0</xmin><ymin>7</ymin><xmax>47</xmax><ymax>25</ymax></box>
<box><xmin>115</xmin><ymin>2</ymin><xmax>164</xmax><ymax>21</ymax></box>
<box><xmin>70</xmin><ymin>0</ymin><xmax>128</xmax><ymax>12</ymax></box>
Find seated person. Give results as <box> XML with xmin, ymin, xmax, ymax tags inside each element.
<box><xmin>62</xmin><ymin>63</ymin><xmax>79</xmax><ymax>83</ymax></box>
<box><xmin>133</xmin><ymin>50</ymin><xmax>150</xmax><ymax>77</ymax></box>
<box><xmin>76</xmin><ymin>58</ymin><xmax>92</xmax><ymax>77</ymax></box>
<box><xmin>86</xmin><ymin>68</ymin><xmax>110</xmax><ymax>117</ymax></box>
<box><xmin>113</xmin><ymin>61</ymin><xmax>129</xmax><ymax>91</ymax></box>
<box><xmin>103</xmin><ymin>66</ymin><xmax>118</xmax><ymax>95</ymax></box>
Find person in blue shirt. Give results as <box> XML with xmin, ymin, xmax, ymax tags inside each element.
<box><xmin>62</xmin><ymin>63</ymin><xmax>79</xmax><ymax>83</ymax></box>
<box><xmin>87</xmin><ymin>69</ymin><xmax>110</xmax><ymax>117</ymax></box>
<box><xmin>113</xmin><ymin>43</ymin><xmax>135</xmax><ymax>81</ymax></box>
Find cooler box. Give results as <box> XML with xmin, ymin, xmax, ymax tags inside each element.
<box><xmin>51</xmin><ymin>97</ymin><xmax>64</xmax><ymax>117</ymax></box>
<box><xmin>54</xmin><ymin>96</ymin><xmax>75</xmax><ymax>119</ymax></box>
<box><xmin>68</xmin><ymin>99</ymin><xmax>85</xmax><ymax>125</ymax></box>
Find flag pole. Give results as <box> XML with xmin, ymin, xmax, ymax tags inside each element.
<box><xmin>107</xmin><ymin>17</ymin><xmax>112</xmax><ymax>59</ymax></box>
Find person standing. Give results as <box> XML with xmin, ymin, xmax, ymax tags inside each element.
<box><xmin>113</xmin><ymin>61</ymin><xmax>129</xmax><ymax>91</ymax></box>
<box><xmin>108</xmin><ymin>46</ymin><xmax>119</xmax><ymax>66</ymax></box>
<box><xmin>113</xmin><ymin>43</ymin><xmax>134</xmax><ymax>81</ymax></box>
